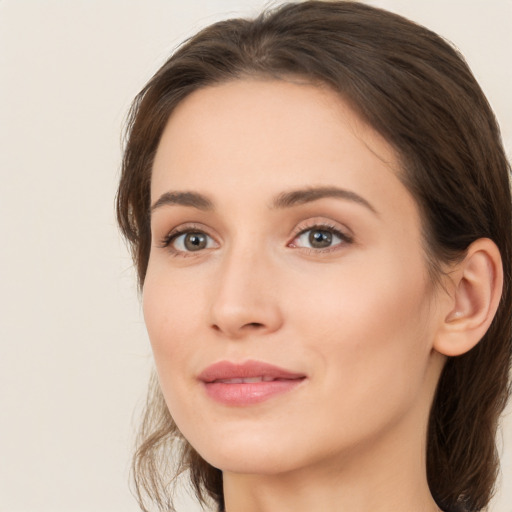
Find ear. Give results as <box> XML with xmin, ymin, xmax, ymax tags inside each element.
<box><xmin>434</xmin><ymin>238</ymin><xmax>503</xmax><ymax>357</ymax></box>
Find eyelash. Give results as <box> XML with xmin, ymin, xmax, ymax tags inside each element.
<box><xmin>159</xmin><ymin>224</ymin><xmax>215</xmax><ymax>256</ymax></box>
<box><xmin>158</xmin><ymin>221</ymin><xmax>353</xmax><ymax>256</ymax></box>
<box><xmin>289</xmin><ymin>222</ymin><xmax>353</xmax><ymax>253</ymax></box>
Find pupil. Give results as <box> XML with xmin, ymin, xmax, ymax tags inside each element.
<box><xmin>309</xmin><ymin>230</ymin><xmax>332</xmax><ymax>248</ymax></box>
<box><xmin>185</xmin><ymin>233</ymin><xmax>207</xmax><ymax>251</ymax></box>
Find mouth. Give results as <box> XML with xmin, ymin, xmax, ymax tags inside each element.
<box><xmin>213</xmin><ymin>376</ymin><xmax>286</xmax><ymax>384</ymax></box>
<box><xmin>198</xmin><ymin>360</ymin><xmax>306</xmax><ymax>406</ymax></box>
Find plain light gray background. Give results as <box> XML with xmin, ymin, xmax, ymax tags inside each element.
<box><xmin>0</xmin><ymin>1</ymin><xmax>510</xmax><ymax>511</ymax></box>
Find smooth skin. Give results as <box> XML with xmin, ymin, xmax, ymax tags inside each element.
<box><xmin>144</xmin><ymin>79</ymin><xmax>502</xmax><ymax>512</ymax></box>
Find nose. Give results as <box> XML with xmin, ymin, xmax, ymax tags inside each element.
<box><xmin>209</xmin><ymin>245</ymin><xmax>284</xmax><ymax>339</ymax></box>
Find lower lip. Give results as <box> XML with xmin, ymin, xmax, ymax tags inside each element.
<box><xmin>203</xmin><ymin>379</ymin><xmax>304</xmax><ymax>406</ymax></box>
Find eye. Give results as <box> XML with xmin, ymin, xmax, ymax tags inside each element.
<box><xmin>290</xmin><ymin>225</ymin><xmax>352</xmax><ymax>251</ymax></box>
<box><xmin>163</xmin><ymin>229</ymin><xmax>217</xmax><ymax>253</ymax></box>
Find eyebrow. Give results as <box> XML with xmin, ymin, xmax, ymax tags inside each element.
<box><xmin>271</xmin><ymin>186</ymin><xmax>377</xmax><ymax>214</ymax></box>
<box><xmin>150</xmin><ymin>186</ymin><xmax>377</xmax><ymax>215</ymax></box>
<box><xmin>151</xmin><ymin>191</ymin><xmax>214</xmax><ymax>213</ymax></box>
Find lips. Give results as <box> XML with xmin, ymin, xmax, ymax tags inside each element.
<box><xmin>198</xmin><ymin>360</ymin><xmax>306</xmax><ymax>406</ymax></box>
<box><xmin>213</xmin><ymin>376</ymin><xmax>276</xmax><ymax>384</ymax></box>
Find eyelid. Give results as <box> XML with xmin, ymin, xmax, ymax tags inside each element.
<box><xmin>288</xmin><ymin>219</ymin><xmax>354</xmax><ymax>250</ymax></box>
<box><xmin>291</xmin><ymin>217</ymin><xmax>353</xmax><ymax>238</ymax></box>
<box><xmin>158</xmin><ymin>223</ymin><xmax>218</xmax><ymax>250</ymax></box>
<box><xmin>156</xmin><ymin>218</ymin><xmax>353</xmax><ymax>255</ymax></box>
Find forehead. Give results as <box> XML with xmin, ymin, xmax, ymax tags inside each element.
<box><xmin>151</xmin><ymin>79</ymin><xmax>413</xmax><ymax>218</ymax></box>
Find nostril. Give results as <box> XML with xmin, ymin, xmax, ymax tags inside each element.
<box><xmin>246</xmin><ymin>322</ymin><xmax>264</xmax><ymax>329</ymax></box>
<box><xmin>210</xmin><ymin>321</ymin><xmax>265</xmax><ymax>335</ymax></box>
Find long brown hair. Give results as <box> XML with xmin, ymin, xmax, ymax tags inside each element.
<box><xmin>116</xmin><ymin>2</ymin><xmax>512</xmax><ymax>511</ymax></box>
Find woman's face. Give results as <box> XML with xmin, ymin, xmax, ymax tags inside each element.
<box><xmin>144</xmin><ymin>79</ymin><xmax>446</xmax><ymax>476</ymax></box>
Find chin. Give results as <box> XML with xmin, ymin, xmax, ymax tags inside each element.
<box><xmin>203</xmin><ymin>446</ymin><xmax>303</xmax><ymax>476</ymax></box>
<box><xmin>182</xmin><ymin>424</ymin><xmax>308</xmax><ymax>475</ymax></box>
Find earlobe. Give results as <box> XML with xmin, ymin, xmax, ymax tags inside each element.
<box><xmin>434</xmin><ymin>238</ymin><xmax>503</xmax><ymax>357</ymax></box>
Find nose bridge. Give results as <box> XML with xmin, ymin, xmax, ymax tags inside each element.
<box><xmin>209</xmin><ymin>235</ymin><xmax>282</xmax><ymax>338</ymax></box>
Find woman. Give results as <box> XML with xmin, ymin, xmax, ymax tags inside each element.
<box><xmin>116</xmin><ymin>1</ymin><xmax>511</xmax><ymax>511</ymax></box>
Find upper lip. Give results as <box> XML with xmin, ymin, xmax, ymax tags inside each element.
<box><xmin>198</xmin><ymin>360</ymin><xmax>306</xmax><ymax>383</ymax></box>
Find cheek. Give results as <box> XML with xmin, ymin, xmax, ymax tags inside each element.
<box><xmin>142</xmin><ymin>268</ymin><xmax>198</xmax><ymax>367</ymax></box>
<box><xmin>142</xmin><ymin>271</ymin><xmax>204</xmax><ymax>426</ymax></box>
<box><xmin>291</xmin><ymin>251</ymin><xmax>435</xmax><ymax>391</ymax></box>
<box><xmin>293</xmin><ymin>251</ymin><xmax>430</xmax><ymax>333</ymax></box>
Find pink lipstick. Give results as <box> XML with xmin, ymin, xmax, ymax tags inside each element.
<box><xmin>198</xmin><ymin>360</ymin><xmax>306</xmax><ymax>406</ymax></box>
